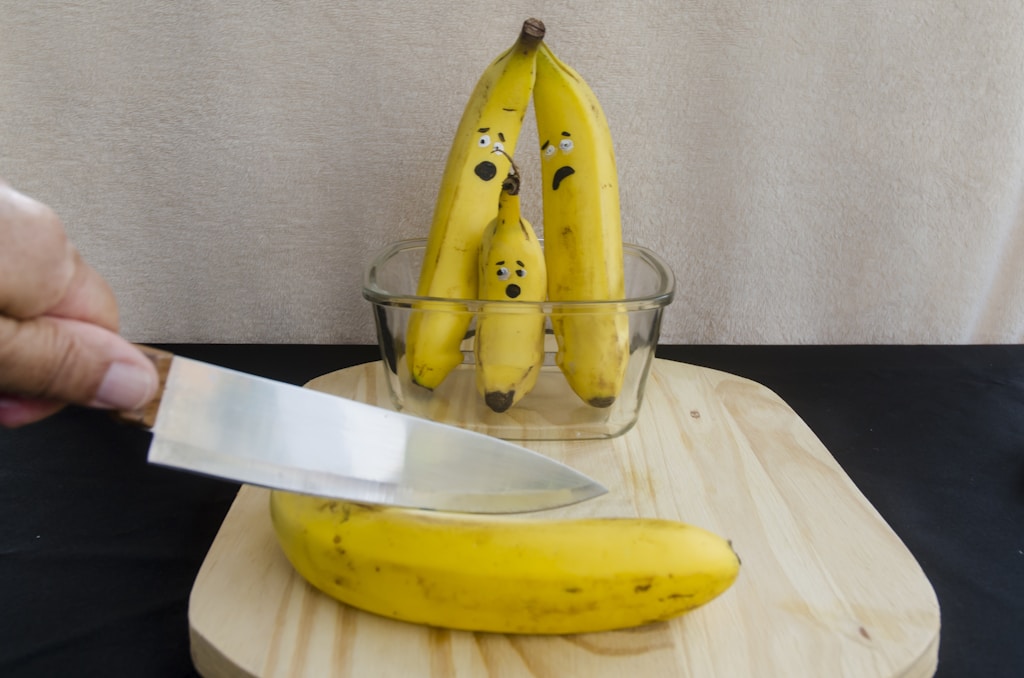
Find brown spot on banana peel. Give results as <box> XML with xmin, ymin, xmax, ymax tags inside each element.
<box><xmin>411</xmin><ymin>366</ymin><xmax>436</xmax><ymax>391</ymax></box>
<box><xmin>633</xmin><ymin>578</ymin><xmax>654</xmax><ymax>593</ymax></box>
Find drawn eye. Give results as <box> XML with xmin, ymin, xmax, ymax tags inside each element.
<box><xmin>496</xmin><ymin>266</ymin><xmax>510</xmax><ymax>280</ymax></box>
<box><xmin>543</xmin><ymin>144</ymin><xmax>556</xmax><ymax>158</ymax></box>
<box><xmin>478</xmin><ymin>134</ymin><xmax>491</xmax><ymax>148</ymax></box>
<box><xmin>493</xmin><ymin>141</ymin><xmax>505</xmax><ymax>153</ymax></box>
<box><xmin>515</xmin><ymin>268</ymin><xmax>526</xmax><ymax>278</ymax></box>
<box><xmin>559</xmin><ymin>139</ymin><xmax>574</xmax><ymax>153</ymax></box>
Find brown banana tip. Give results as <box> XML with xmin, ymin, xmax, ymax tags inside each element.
<box><xmin>501</xmin><ymin>172</ymin><xmax>521</xmax><ymax>196</ymax></box>
<box><xmin>485</xmin><ymin>391</ymin><xmax>516</xmax><ymax>413</ymax></box>
<box><xmin>522</xmin><ymin>18</ymin><xmax>546</xmax><ymax>41</ymax></box>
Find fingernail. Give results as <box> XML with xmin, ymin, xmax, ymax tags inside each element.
<box><xmin>93</xmin><ymin>362</ymin><xmax>157</xmax><ymax>410</ymax></box>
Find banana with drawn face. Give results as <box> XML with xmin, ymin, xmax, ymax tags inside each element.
<box><xmin>406</xmin><ymin>19</ymin><xmax>545</xmax><ymax>391</ymax></box>
<box><xmin>533</xmin><ymin>42</ymin><xmax>630</xmax><ymax>407</ymax></box>
<box><xmin>474</xmin><ymin>163</ymin><xmax>547</xmax><ymax>412</ymax></box>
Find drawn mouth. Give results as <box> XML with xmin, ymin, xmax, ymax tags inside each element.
<box><xmin>505</xmin><ymin>283</ymin><xmax>522</xmax><ymax>299</ymax></box>
<box><xmin>552</xmin><ymin>166</ymin><xmax>575</xmax><ymax>190</ymax></box>
<box><xmin>475</xmin><ymin>161</ymin><xmax>498</xmax><ymax>181</ymax></box>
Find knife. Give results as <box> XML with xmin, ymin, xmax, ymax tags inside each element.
<box><xmin>116</xmin><ymin>346</ymin><xmax>607</xmax><ymax>513</ymax></box>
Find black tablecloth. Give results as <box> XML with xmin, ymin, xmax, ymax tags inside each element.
<box><xmin>2</xmin><ymin>345</ymin><xmax>1022</xmax><ymax>677</ymax></box>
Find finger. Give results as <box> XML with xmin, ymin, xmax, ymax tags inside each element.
<box><xmin>0</xmin><ymin>396</ymin><xmax>65</xmax><ymax>429</ymax></box>
<box><xmin>0</xmin><ymin>183</ymin><xmax>77</xmax><ymax>319</ymax></box>
<box><xmin>47</xmin><ymin>249</ymin><xmax>120</xmax><ymax>332</ymax></box>
<box><xmin>0</xmin><ymin>314</ymin><xmax>157</xmax><ymax>412</ymax></box>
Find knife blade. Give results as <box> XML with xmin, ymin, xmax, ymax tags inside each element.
<box><xmin>116</xmin><ymin>346</ymin><xmax>607</xmax><ymax>513</ymax></box>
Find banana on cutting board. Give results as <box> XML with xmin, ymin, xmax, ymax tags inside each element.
<box><xmin>270</xmin><ymin>491</ymin><xmax>741</xmax><ymax>635</ymax></box>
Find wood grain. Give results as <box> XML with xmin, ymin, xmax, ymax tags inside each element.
<box><xmin>188</xmin><ymin>359</ymin><xmax>940</xmax><ymax>677</ymax></box>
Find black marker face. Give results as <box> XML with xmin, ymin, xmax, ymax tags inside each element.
<box><xmin>543</xmin><ymin>132</ymin><xmax>576</xmax><ymax>190</ymax></box>
<box><xmin>475</xmin><ymin>161</ymin><xmax>498</xmax><ymax>181</ymax></box>
<box><xmin>474</xmin><ymin>126</ymin><xmax>502</xmax><ymax>181</ymax></box>
<box><xmin>493</xmin><ymin>260</ymin><xmax>526</xmax><ymax>298</ymax></box>
<box><xmin>552</xmin><ymin>166</ymin><xmax>575</xmax><ymax>190</ymax></box>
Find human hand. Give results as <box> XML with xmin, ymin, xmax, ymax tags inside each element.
<box><xmin>0</xmin><ymin>180</ymin><xmax>158</xmax><ymax>427</ymax></box>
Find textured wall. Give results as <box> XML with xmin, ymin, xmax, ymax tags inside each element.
<box><xmin>2</xmin><ymin>1</ymin><xmax>1022</xmax><ymax>343</ymax></box>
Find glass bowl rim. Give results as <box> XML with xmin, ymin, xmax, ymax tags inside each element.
<box><xmin>362</xmin><ymin>238</ymin><xmax>675</xmax><ymax>312</ymax></box>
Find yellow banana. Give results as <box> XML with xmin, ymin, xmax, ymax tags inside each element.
<box><xmin>270</xmin><ymin>491</ymin><xmax>741</xmax><ymax>635</ymax></box>
<box><xmin>406</xmin><ymin>19</ymin><xmax>545</xmax><ymax>391</ymax></box>
<box><xmin>534</xmin><ymin>43</ymin><xmax>630</xmax><ymax>407</ymax></box>
<box><xmin>474</xmin><ymin>163</ymin><xmax>547</xmax><ymax>412</ymax></box>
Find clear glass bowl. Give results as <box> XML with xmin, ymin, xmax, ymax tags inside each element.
<box><xmin>362</xmin><ymin>239</ymin><xmax>675</xmax><ymax>440</ymax></box>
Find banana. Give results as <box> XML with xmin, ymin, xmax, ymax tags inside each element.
<box><xmin>533</xmin><ymin>43</ymin><xmax>630</xmax><ymax>408</ymax></box>
<box><xmin>406</xmin><ymin>19</ymin><xmax>545</xmax><ymax>391</ymax></box>
<box><xmin>474</xmin><ymin>162</ymin><xmax>547</xmax><ymax>412</ymax></box>
<box><xmin>270</xmin><ymin>491</ymin><xmax>741</xmax><ymax>635</ymax></box>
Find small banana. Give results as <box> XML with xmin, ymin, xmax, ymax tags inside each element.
<box><xmin>474</xmin><ymin>160</ymin><xmax>547</xmax><ymax>412</ymax></box>
<box><xmin>270</xmin><ymin>491</ymin><xmax>741</xmax><ymax>635</ymax></box>
<box><xmin>406</xmin><ymin>19</ymin><xmax>546</xmax><ymax>391</ymax></box>
<box><xmin>534</xmin><ymin>42</ymin><xmax>630</xmax><ymax>408</ymax></box>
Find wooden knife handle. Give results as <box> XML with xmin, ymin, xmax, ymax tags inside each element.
<box><xmin>112</xmin><ymin>345</ymin><xmax>174</xmax><ymax>429</ymax></box>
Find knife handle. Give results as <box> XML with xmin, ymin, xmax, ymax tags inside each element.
<box><xmin>112</xmin><ymin>345</ymin><xmax>174</xmax><ymax>429</ymax></box>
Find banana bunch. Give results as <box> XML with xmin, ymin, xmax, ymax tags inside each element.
<box><xmin>409</xmin><ymin>20</ymin><xmax>630</xmax><ymax>410</ymax></box>
<box><xmin>406</xmin><ymin>19</ymin><xmax>546</xmax><ymax>391</ymax></box>
<box><xmin>534</xmin><ymin>42</ymin><xmax>630</xmax><ymax>408</ymax></box>
<box><xmin>474</xmin><ymin>162</ymin><xmax>547</xmax><ymax>412</ymax></box>
<box><xmin>270</xmin><ymin>490</ymin><xmax>741</xmax><ymax>635</ymax></box>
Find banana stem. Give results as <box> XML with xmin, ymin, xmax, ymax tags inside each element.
<box><xmin>493</xmin><ymin>148</ymin><xmax>521</xmax><ymax>195</ymax></box>
<box><xmin>521</xmin><ymin>18</ymin><xmax>546</xmax><ymax>43</ymax></box>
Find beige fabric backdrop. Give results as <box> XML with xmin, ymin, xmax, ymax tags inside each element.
<box><xmin>2</xmin><ymin>1</ymin><xmax>1022</xmax><ymax>344</ymax></box>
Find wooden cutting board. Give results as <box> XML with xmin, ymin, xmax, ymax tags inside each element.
<box><xmin>188</xmin><ymin>359</ymin><xmax>940</xmax><ymax>677</ymax></box>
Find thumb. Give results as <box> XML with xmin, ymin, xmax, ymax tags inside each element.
<box><xmin>0</xmin><ymin>315</ymin><xmax>158</xmax><ymax>420</ymax></box>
